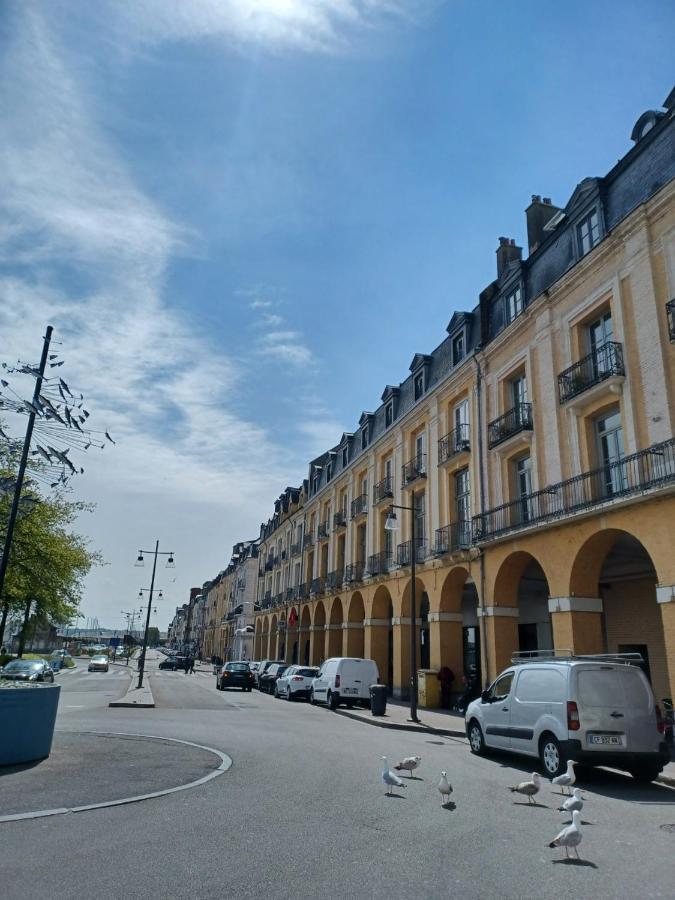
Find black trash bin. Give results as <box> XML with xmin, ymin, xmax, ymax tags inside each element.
<box><xmin>370</xmin><ymin>684</ymin><xmax>387</xmax><ymax>717</ymax></box>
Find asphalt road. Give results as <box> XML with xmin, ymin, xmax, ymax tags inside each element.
<box><xmin>2</xmin><ymin>651</ymin><xmax>674</xmax><ymax>899</ymax></box>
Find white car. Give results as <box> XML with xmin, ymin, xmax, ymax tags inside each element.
<box><xmin>88</xmin><ymin>655</ymin><xmax>109</xmax><ymax>673</ymax></box>
<box><xmin>310</xmin><ymin>658</ymin><xmax>379</xmax><ymax>710</ymax></box>
<box><xmin>275</xmin><ymin>665</ymin><xmax>319</xmax><ymax>700</ymax></box>
<box><xmin>465</xmin><ymin>654</ymin><xmax>669</xmax><ymax>782</ymax></box>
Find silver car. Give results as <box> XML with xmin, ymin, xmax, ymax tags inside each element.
<box><xmin>88</xmin><ymin>655</ymin><xmax>109</xmax><ymax>672</ymax></box>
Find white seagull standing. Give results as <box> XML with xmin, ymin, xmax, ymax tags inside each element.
<box><xmin>438</xmin><ymin>771</ymin><xmax>453</xmax><ymax>806</ymax></box>
<box><xmin>381</xmin><ymin>756</ymin><xmax>406</xmax><ymax>795</ymax></box>
<box><xmin>508</xmin><ymin>772</ymin><xmax>541</xmax><ymax>805</ymax></box>
<box><xmin>394</xmin><ymin>756</ymin><xmax>422</xmax><ymax>777</ymax></box>
<box><xmin>552</xmin><ymin>760</ymin><xmax>576</xmax><ymax>795</ymax></box>
<box><xmin>557</xmin><ymin>787</ymin><xmax>584</xmax><ymax>815</ymax></box>
<box><xmin>548</xmin><ymin>809</ymin><xmax>583</xmax><ymax>859</ymax></box>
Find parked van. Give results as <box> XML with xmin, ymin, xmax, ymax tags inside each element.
<box><xmin>310</xmin><ymin>658</ymin><xmax>379</xmax><ymax>710</ymax></box>
<box><xmin>465</xmin><ymin>653</ymin><xmax>669</xmax><ymax>782</ymax></box>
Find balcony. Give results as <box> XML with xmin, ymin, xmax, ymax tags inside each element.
<box><xmin>283</xmin><ymin>587</ymin><xmax>294</xmax><ymax>603</ymax></box>
<box><xmin>488</xmin><ymin>402</ymin><xmax>533</xmax><ymax>449</ymax></box>
<box><xmin>261</xmin><ymin>594</ymin><xmax>273</xmax><ymax>610</ymax></box>
<box><xmin>333</xmin><ymin>510</ymin><xmax>347</xmax><ymax>530</ymax></box>
<box><xmin>473</xmin><ymin>437</ymin><xmax>675</xmax><ymax>542</ymax></box>
<box><xmin>558</xmin><ymin>342</ymin><xmax>625</xmax><ymax>404</ymax></box>
<box><xmin>345</xmin><ymin>561</ymin><xmax>365</xmax><ymax>584</ymax></box>
<box><xmin>435</xmin><ymin>522</ymin><xmax>472</xmax><ymax>555</ymax></box>
<box><xmin>290</xmin><ymin>541</ymin><xmax>301</xmax><ymax>557</ymax></box>
<box><xmin>318</xmin><ymin>522</ymin><xmax>329</xmax><ymax>540</ymax></box>
<box><xmin>402</xmin><ymin>453</ymin><xmax>427</xmax><ymax>485</ymax></box>
<box><xmin>438</xmin><ymin>424</ymin><xmax>470</xmax><ymax>466</ymax></box>
<box><xmin>310</xmin><ymin>577</ymin><xmax>326</xmax><ymax>596</ymax></box>
<box><xmin>273</xmin><ymin>592</ymin><xmax>284</xmax><ymax>607</ymax></box>
<box><xmin>373</xmin><ymin>476</ymin><xmax>394</xmax><ymax>505</ymax></box>
<box><xmin>303</xmin><ymin>534</ymin><xmax>314</xmax><ymax>549</ymax></box>
<box><xmin>264</xmin><ymin>557</ymin><xmax>274</xmax><ymax>572</ymax></box>
<box><xmin>326</xmin><ymin>569</ymin><xmax>344</xmax><ymax>592</ymax></box>
<box><xmin>297</xmin><ymin>582</ymin><xmax>309</xmax><ymax>601</ymax></box>
<box><xmin>351</xmin><ymin>493</ymin><xmax>368</xmax><ymax>518</ymax></box>
<box><xmin>367</xmin><ymin>551</ymin><xmax>393</xmax><ymax>577</ymax></box>
<box><xmin>396</xmin><ymin>538</ymin><xmax>428</xmax><ymax>566</ymax></box>
<box><xmin>667</xmin><ymin>299</ymin><xmax>675</xmax><ymax>342</ymax></box>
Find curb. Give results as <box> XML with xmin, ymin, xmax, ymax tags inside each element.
<box><xmin>657</xmin><ymin>772</ymin><xmax>675</xmax><ymax>788</ymax></box>
<box><xmin>108</xmin><ymin>681</ymin><xmax>154</xmax><ymax>709</ymax></box>
<box><xmin>334</xmin><ymin>707</ymin><xmax>466</xmax><ymax>739</ymax></box>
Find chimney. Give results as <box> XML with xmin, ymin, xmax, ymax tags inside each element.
<box><xmin>525</xmin><ymin>194</ymin><xmax>562</xmax><ymax>254</ymax></box>
<box><xmin>496</xmin><ymin>236</ymin><xmax>522</xmax><ymax>278</ymax></box>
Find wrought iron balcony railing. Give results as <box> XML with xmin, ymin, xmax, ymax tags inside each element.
<box><xmin>668</xmin><ymin>298</ymin><xmax>675</xmax><ymax>342</ymax></box>
<box><xmin>345</xmin><ymin>561</ymin><xmax>365</xmax><ymax>583</ymax></box>
<box><xmin>264</xmin><ymin>590</ymin><xmax>272</xmax><ymax>602</ymax></box>
<box><xmin>438</xmin><ymin>424</ymin><xmax>470</xmax><ymax>465</ymax></box>
<box><xmin>402</xmin><ymin>453</ymin><xmax>427</xmax><ymax>485</ymax></box>
<box><xmin>351</xmin><ymin>493</ymin><xmax>368</xmax><ymax>518</ymax></box>
<box><xmin>558</xmin><ymin>341</ymin><xmax>625</xmax><ymax>404</ymax></box>
<box><xmin>290</xmin><ymin>541</ymin><xmax>301</xmax><ymax>557</ymax></box>
<box><xmin>333</xmin><ymin>510</ymin><xmax>347</xmax><ymax>529</ymax></box>
<box><xmin>273</xmin><ymin>592</ymin><xmax>284</xmax><ymax>607</ymax></box>
<box><xmin>318</xmin><ymin>522</ymin><xmax>329</xmax><ymax>540</ymax></box>
<box><xmin>487</xmin><ymin>402</ymin><xmax>533</xmax><ymax>448</ymax></box>
<box><xmin>326</xmin><ymin>569</ymin><xmax>344</xmax><ymax>592</ymax></box>
<box><xmin>297</xmin><ymin>582</ymin><xmax>309</xmax><ymax>601</ymax></box>
<box><xmin>310</xmin><ymin>577</ymin><xmax>326</xmax><ymax>596</ymax></box>
<box><xmin>396</xmin><ymin>538</ymin><xmax>427</xmax><ymax>566</ymax></box>
<box><xmin>367</xmin><ymin>550</ymin><xmax>393</xmax><ymax>577</ymax></box>
<box><xmin>303</xmin><ymin>534</ymin><xmax>314</xmax><ymax>549</ymax></box>
<box><xmin>373</xmin><ymin>475</ymin><xmax>394</xmax><ymax>505</ymax></box>
<box><xmin>473</xmin><ymin>437</ymin><xmax>675</xmax><ymax>542</ymax></box>
<box><xmin>285</xmin><ymin>587</ymin><xmax>294</xmax><ymax>603</ymax></box>
<box><xmin>435</xmin><ymin>522</ymin><xmax>472</xmax><ymax>555</ymax></box>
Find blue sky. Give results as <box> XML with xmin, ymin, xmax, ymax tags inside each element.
<box><xmin>1</xmin><ymin>1</ymin><xmax>673</xmax><ymax>630</ymax></box>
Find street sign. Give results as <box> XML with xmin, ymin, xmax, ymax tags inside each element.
<box><xmin>109</xmin><ymin>637</ymin><xmax>120</xmax><ymax>647</ymax></box>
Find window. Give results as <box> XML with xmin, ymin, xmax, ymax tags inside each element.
<box><xmin>595</xmin><ymin>410</ymin><xmax>626</xmax><ymax>497</ymax></box>
<box><xmin>452</xmin><ymin>331</ymin><xmax>465</xmax><ymax>365</ymax></box>
<box><xmin>589</xmin><ymin>309</ymin><xmax>614</xmax><ymax>377</ymax></box>
<box><xmin>455</xmin><ymin>468</ymin><xmax>471</xmax><ymax>544</ymax></box>
<box><xmin>505</xmin><ymin>285</ymin><xmax>523</xmax><ymax>323</ymax></box>
<box><xmin>515</xmin><ymin>455</ymin><xmax>533</xmax><ymax>523</ymax></box>
<box><xmin>415</xmin><ymin>432</ymin><xmax>425</xmax><ymax>468</ymax></box>
<box><xmin>414</xmin><ymin>491</ymin><xmax>425</xmax><ymax>542</ymax></box>
<box><xmin>384</xmin><ymin>517</ymin><xmax>394</xmax><ymax>559</ymax></box>
<box><xmin>454</xmin><ymin>399</ymin><xmax>470</xmax><ymax>448</ymax></box>
<box><xmin>342</xmin><ymin>446</ymin><xmax>349</xmax><ymax>467</ymax></box>
<box><xmin>578</xmin><ymin>210</ymin><xmax>600</xmax><ymax>256</ymax></box>
<box><xmin>312</xmin><ymin>473</ymin><xmax>320</xmax><ymax>494</ymax></box>
<box><xmin>486</xmin><ymin>671</ymin><xmax>514</xmax><ymax>702</ymax></box>
<box><xmin>361</xmin><ymin>427</ymin><xmax>369</xmax><ymax>450</ymax></box>
<box><xmin>384</xmin><ymin>456</ymin><xmax>393</xmax><ymax>485</ymax></box>
<box><xmin>385</xmin><ymin>402</ymin><xmax>393</xmax><ymax>428</ymax></box>
<box><xmin>360</xmin><ymin>475</ymin><xmax>368</xmax><ymax>497</ymax></box>
<box><xmin>511</xmin><ymin>373</ymin><xmax>528</xmax><ymax>413</ymax></box>
<box><xmin>414</xmin><ymin>371</ymin><xmax>425</xmax><ymax>400</ymax></box>
<box><xmin>326</xmin><ymin>461</ymin><xmax>332</xmax><ymax>482</ymax></box>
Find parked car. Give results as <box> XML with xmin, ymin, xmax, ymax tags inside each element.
<box><xmin>259</xmin><ymin>663</ymin><xmax>288</xmax><ymax>694</ymax></box>
<box><xmin>0</xmin><ymin>659</ymin><xmax>55</xmax><ymax>683</ymax></box>
<box><xmin>255</xmin><ymin>659</ymin><xmax>284</xmax><ymax>689</ymax></box>
<box><xmin>159</xmin><ymin>655</ymin><xmax>187</xmax><ymax>671</ymax></box>
<box><xmin>310</xmin><ymin>658</ymin><xmax>379</xmax><ymax>710</ymax></box>
<box><xmin>88</xmin><ymin>655</ymin><xmax>110</xmax><ymax>673</ymax></box>
<box><xmin>465</xmin><ymin>654</ymin><xmax>670</xmax><ymax>781</ymax></box>
<box><xmin>275</xmin><ymin>665</ymin><xmax>319</xmax><ymax>700</ymax></box>
<box><xmin>216</xmin><ymin>661</ymin><xmax>254</xmax><ymax>691</ymax></box>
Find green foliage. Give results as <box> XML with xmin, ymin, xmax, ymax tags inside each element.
<box><xmin>147</xmin><ymin>626</ymin><xmax>160</xmax><ymax>645</ymax></box>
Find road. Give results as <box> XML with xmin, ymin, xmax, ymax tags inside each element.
<box><xmin>2</xmin><ymin>651</ymin><xmax>674</xmax><ymax>899</ymax></box>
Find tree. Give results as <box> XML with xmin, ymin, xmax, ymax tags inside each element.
<box><xmin>147</xmin><ymin>626</ymin><xmax>160</xmax><ymax>646</ymax></box>
<box><xmin>0</xmin><ymin>443</ymin><xmax>101</xmax><ymax>652</ymax></box>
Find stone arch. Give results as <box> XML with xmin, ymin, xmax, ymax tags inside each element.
<box><xmin>288</xmin><ymin>606</ymin><xmax>300</xmax><ymax>664</ymax></box>
<box><xmin>311</xmin><ymin>600</ymin><xmax>326</xmax><ymax>666</ymax></box>
<box><xmin>327</xmin><ymin>596</ymin><xmax>344</xmax><ymax>658</ymax></box>
<box><xmin>278</xmin><ymin>611</ymin><xmax>287</xmax><ymax>662</ymax></box>
<box><xmin>438</xmin><ymin>565</ymin><xmax>471</xmax><ymax>615</ymax></box>
<box><xmin>261</xmin><ymin>615</ymin><xmax>270</xmax><ymax>659</ymax></box>
<box><xmin>368</xmin><ymin>585</ymin><xmax>394</xmax><ymax>693</ymax></box>
<box><xmin>254</xmin><ymin>618</ymin><xmax>262</xmax><ymax>660</ymax></box>
<box><xmin>270</xmin><ymin>614</ymin><xmax>278</xmax><ymax>660</ymax></box>
<box><xmin>345</xmin><ymin>591</ymin><xmax>365</xmax><ymax>658</ymax></box>
<box><xmin>300</xmin><ymin>605</ymin><xmax>312</xmax><ymax>666</ymax></box>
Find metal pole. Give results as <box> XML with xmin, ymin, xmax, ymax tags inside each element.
<box><xmin>410</xmin><ymin>490</ymin><xmax>419</xmax><ymax>722</ymax></box>
<box><xmin>137</xmin><ymin>539</ymin><xmax>159</xmax><ymax>688</ymax></box>
<box><xmin>0</xmin><ymin>325</ymin><xmax>53</xmax><ymax>605</ymax></box>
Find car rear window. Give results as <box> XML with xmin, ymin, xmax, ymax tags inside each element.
<box><xmin>577</xmin><ymin>667</ymin><xmax>651</xmax><ymax>708</ymax></box>
<box><xmin>227</xmin><ymin>664</ymin><xmax>250</xmax><ymax>672</ymax></box>
<box><xmin>297</xmin><ymin>668</ymin><xmax>318</xmax><ymax>677</ymax></box>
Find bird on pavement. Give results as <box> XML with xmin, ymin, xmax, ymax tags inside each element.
<box><xmin>509</xmin><ymin>772</ymin><xmax>541</xmax><ymax>804</ymax></box>
<box><xmin>548</xmin><ymin>809</ymin><xmax>583</xmax><ymax>858</ymax></box>
<box><xmin>552</xmin><ymin>760</ymin><xmax>576</xmax><ymax>795</ymax></box>
<box><xmin>381</xmin><ymin>757</ymin><xmax>406</xmax><ymax>795</ymax></box>
<box><xmin>557</xmin><ymin>787</ymin><xmax>583</xmax><ymax>815</ymax></box>
<box><xmin>394</xmin><ymin>756</ymin><xmax>421</xmax><ymax>777</ymax></box>
<box><xmin>438</xmin><ymin>771</ymin><xmax>453</xmax><ymax>806</ymax></box>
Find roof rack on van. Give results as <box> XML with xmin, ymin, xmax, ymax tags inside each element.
<box><xmin>510</xmin><ymin>651</ymin><xmax>644</xmax><ymax>666</ymax></box>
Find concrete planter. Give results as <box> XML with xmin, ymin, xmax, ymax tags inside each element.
<box><xmin>0</xmin><ymin>683</ymin><xmax>61</xmax><ymax>766</ymax></box>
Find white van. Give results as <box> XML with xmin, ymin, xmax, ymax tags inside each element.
<box><xmin>465</xmin><ymin>654</ymin><xmax>669</xmax><ymax>782</ymax></box>
<box><xmin>310</xmin><ymin>658</ymin><xmax>379</xmax><ymax>710</ymax></box>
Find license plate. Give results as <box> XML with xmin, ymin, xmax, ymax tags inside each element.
<box><xmin>344</xmin><ymin>687</ymin><xmax>358</xmax><ymax>695</ymax></box>
<box><xmin>588</xmin><ymin>734</ymin><xmax>622</xmax><ymax>746</ymax></box>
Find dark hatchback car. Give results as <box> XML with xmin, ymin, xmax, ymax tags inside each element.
<box><xmin>259</xmin><ymin>663</ymin><xmax>288</xmax><ymax>694</ymax></box>
<box><xmin>158</xmin><ymin>655</ymin><xmax>187</xmax><ymax>671</ymax></box>
<box><xmin>1</xmin><ymin>659</ymin><xmax>55</xmax><ymax>683</ymax></box>
<box><xmin>216</xmin><ymin>662</ymin><xmax>254</xmax><ymax>691</ymax></box>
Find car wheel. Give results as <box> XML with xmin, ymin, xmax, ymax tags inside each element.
<box><xmin>274</xmin><ymin>685</ymin><xmax>280</xmax><ymax>698</ymax></box>
<box><xmin>629</xmin><ymin>765</ymin><xmax>661</xmax><ymax>784</ymax></box>
<box><xmin>539</xmin><ymin>733</ymin><xmax>565</xmax><ymax>777</ymax></box>
<box><xmin>310</xmin><ymin>690</ymin><xmax>316</xmax><ymax>705</ymax></box>
<box><xmin>468</xmin><ymin>720</ymin><xmax>486</xmax><ymax>755</ymax></box>
<box><xmin>328</xmin><ymin>691</ymin><xmax>339</xmax><ymax>711</ymax></box>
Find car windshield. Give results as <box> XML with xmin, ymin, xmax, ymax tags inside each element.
<box><xmin>92</xmin><ymin>656</ymin><xmax>107</xmax><ymax>662</ymax></box>
<box><xmin>226</xmin><ymin>663</ymin><xmax>250</xmax><ymax>672</ymax></box>
<box><xmin>3</xmin><ymin>660</ymin><xmax>41</xmax><ymax>671</ymax></box>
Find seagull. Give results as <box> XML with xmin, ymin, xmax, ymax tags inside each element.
<box><xmin>548</xmin><ymin>809</ymin><xmax>583</xmax><ymax>859</ymax></box>
<box><xmin>552</xmin><ymin>760</ymin><xmax>576</xmax><ymax>795</ymax></box>
<box><xmin>394</xmin><ymin>756</ymin><xmax>421</xmax><ymax>777</ymax></box>
<box><xmin>381</xmin><ymin>756</ymin><xmax>406</xmax><ymax>795</ymax></box>
<box><xmin>509</xmin><ymin>772</ymin><xmax>541</xmax><ymax>804</ymax></box>
<box><xmin>438</xmin><ymin>771</ymin><xmax>453</xmax><ymax>806</ymax></box>
<box><xmin>557</xmin><ymin>788</ymin><xmax>583</xmax><ymax>815</ymax></box>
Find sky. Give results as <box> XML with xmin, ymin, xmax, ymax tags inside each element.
<box><xmin>1</xmin><ymin>1</ymin><xmax>673</xmax><ymax>632</ymax></box>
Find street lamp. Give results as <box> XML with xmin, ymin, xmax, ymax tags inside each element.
<box><xmin>134</xmin><ymin>541</ymin><xmax>174</xmax><ymax>689</ymax></box>
<box><xmin>385</xmin><ymin>489</ymin><xmax>420</xmax><ymax>723</ymax></box>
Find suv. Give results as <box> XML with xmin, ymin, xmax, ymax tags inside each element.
<box><xmin>275</xmin><ymin>665</ymin><xmax>319</xmax><ymax>701</ymax></box>
<box><xmin>465</xmin><ymin>653</ymin><xmax>669</xmax><ymax>782</ymax></box>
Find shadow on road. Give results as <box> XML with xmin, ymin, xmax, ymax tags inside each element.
<box><xmin>552</xmin><ymin>858</ymin><xmax>598</xmax><ymax>868</ymax></box>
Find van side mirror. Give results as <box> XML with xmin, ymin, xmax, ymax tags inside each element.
<box><xmin>481</xmin><ymin>690</ymin><xmax>490</xmax><ymax>704</ymax></box>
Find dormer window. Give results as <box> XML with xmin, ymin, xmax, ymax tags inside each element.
<box><xmin>326</xmin><ymin>461</ymin><xmax>333</xmax><ymax>482</ymax></box>
<box><xmin>385</xmin><ymin>402</ymin><xmax>393</xmax><ymax>428</ymax></box>
<box><xmin>342</xmin><ymin>445</ymin><xmax>349</xmax><ymax>467</ymax></box>
<box><xmin>312</xmin><ymin>471</ymin><xmax>320</xmax><ymax>494</ymax></box>
<box><xmin>452</xmin><ymin>331</ymin><xmax>465</xmax><ymax>366</ymax></box>
<box><xmin>414</xmin><ymin>371</ymin><xmax>425</xmax><ymax>400</ymax></box>
<box><xmin>578</xmin><ymin>210</ymin><xmax>600</xmax><ymax>256</ymax></box>
<box><xmin>505</xmin><ymin>285</ymin><xmax>523</xmax><ymax>324</ymax></box>
<box><xmin>361</xmin><ymin>426</ymin><xmax>369</xmax><ymax>450</ymax></box>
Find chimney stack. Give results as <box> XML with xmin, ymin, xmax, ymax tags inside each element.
<box><xmin>525</xmin><ymin>194</ymin><xmax>562</xmax><ymax>254</ymax></box>
<box><xmin>496</xmin><ymin>236</ymin><xmax>522</xmax><ymax>278</ymax></box>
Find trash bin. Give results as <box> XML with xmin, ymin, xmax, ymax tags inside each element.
<box><xmin>418</xmin><ymin>669</ymin><xmax>440</xmax><ymax>709</ymax></box>
<box><xmin>370</xmin><ymin>684</ymin><xmax>387</xmax><ymax>716</ymax></box>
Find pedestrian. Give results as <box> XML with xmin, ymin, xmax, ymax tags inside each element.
<box><xmin>187</xmin><ymin>655</ymin><xmax>195</xmax><ymax>674</ymax></box>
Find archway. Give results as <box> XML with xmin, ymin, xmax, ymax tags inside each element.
<box><xmin>346</xmin><ymin>592</ymin><xmax>365</xmax><ymax>658</ymax></box>
<box><xmin>300</xmin><ymin>606</ymin><xmax>311</xmax><ymax>665</ymax></box>
<box><xmin>270</xmin><ymin>614</ymin><xmax>278</xmax><ymax>661</ymax></box>
<box><xmin>400</xmin><ymin>576</ymin><xmax>430</xmax><ymax>699</ymax></box>
<box><xmin>278</xmin><ymin>612</ymin><xmax>286</xmax><ymax>662</ymax></box>
<box><xmin>254</xmin><ymin>619</ymin><xmax>262</xmax><ymax>660</ymax></box>
<box><xmin>327</xmin><ymin>597</ymin><xmax>344</xmax><ymax>658</ymax></box>
<box><xmin>288</xmin><ymin>607</ymin><xmax>299</xmax><ymax>664</ymax></box>
<box><xmin>312</xmin><ymin>601</ymin><xmax>326</xmax><ymax>665</ymax></box>
<box><xmin>369</xmin><ymin>586</ymin><xmax>394</xmax><ymax>694</ymax></box>
<box><xmin>261</xmin><ymin>616</ymin><xmax>270</xmax><ymax>659</ymax></box>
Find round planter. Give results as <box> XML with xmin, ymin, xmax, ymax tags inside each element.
<box><xmin>0</xmin><ymin>683</ymin><xmax>61</xmax><ymax>766</ymax></box>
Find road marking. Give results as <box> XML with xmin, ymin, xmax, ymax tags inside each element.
<box><xmin>65</xmin><ymin>705</ymin><xmax>85</xmax><ymax>708</ymax></box>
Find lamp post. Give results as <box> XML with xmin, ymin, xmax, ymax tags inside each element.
<box><xmin>385</xmin><ymin>490</ymin><xmax>420</xmax><ymax>723</ymax></box>
<box><xmin>134</xmin><ymin>541</ymin><xmax>174</xmax><ymax>688</ymax></box>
